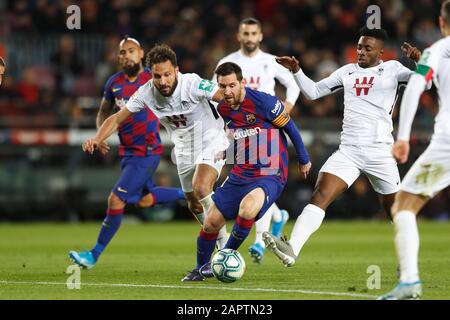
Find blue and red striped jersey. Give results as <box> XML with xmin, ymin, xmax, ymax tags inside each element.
<box><xmin>103</xmin><ymin>68</ymin><xmax>162</xmax><ymax>157</ymax></box>
<box><xmin>217</xmin><ymin>88</ymin><xmax>290</xmax><ymax>183</ymax></box>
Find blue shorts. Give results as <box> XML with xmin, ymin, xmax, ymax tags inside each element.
<box><xmin>112</xmin><ymin>155</ymin><xmax>160</xmax><ymax>204</ymax></box>
<box><xmin>212</xmin><ymin>174</ymin><xmax>285</xmax><ymax>221</ymax></box>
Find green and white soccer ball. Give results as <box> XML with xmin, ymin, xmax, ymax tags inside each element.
<box><xmin>211</xmin><ymin>249</ymin><xmax>246</xmax><ymax>283</ymax></box>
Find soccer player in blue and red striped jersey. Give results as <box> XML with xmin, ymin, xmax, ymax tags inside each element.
<box><xmin>70</xmin><ymin>37</ymin><xmax>184</xmax><ymax>269</ymax></box>
<box><xmin>188</xmin><ymin>62</ymin><xmax>311</xmax><ymax>280</ymax></box>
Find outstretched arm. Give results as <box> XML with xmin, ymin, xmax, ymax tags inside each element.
<box><xmin>83</xmin><ymin>107</ymin><xmax>133</xmax><ymax>154</ymax></box>
<box><xmin>276</xmin><ymin>56</ymin><xmax>342</xmax><ymax>100</ymax></box>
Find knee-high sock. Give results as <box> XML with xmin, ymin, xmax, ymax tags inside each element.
<box><xmin>225</xmin><ymin>216</ymin><xmax>254</xmax><ymax>250</ymax></box>
<box><xmin>254</xmin><ymin>205</ymin><xmax>272</xmax><ymax>245</ymax></box>
<box><xmin>91</xmin><ymin>209</ymin><xmax>124</xmax><ymax>260</ymax></box>
<box><xmin>290</xmin><ymin>204</ymin><xmax>325</xmax><ymax>256</ymax></box>
<box><xmin>394</xmin><ymin>211</ymin><xmax>420</xmax><ymax>283</ymax></box>
<box><xmin>199</xmin><ymin>193</ymin><xmax>228</xmax><ymax>249</ymax></box>
<box><xmin>196</xmin><ymin>230</ymin><xmax>218</xmax><ymax>269</ymax></box>
<box><xmin>271</xmin><ymin>202</ymin><xmax>282</xmax><ymax>223</ymax></box>
<box><xmin>151</xmin><ymin>187</ymin><xmax>185</xmax><ymax>204</ymax></box>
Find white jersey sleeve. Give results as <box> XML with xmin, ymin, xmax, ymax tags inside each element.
<box><xmin>126</xmin><ymin>81</ymin><xmax>151</xmax><ymax>113</ymax></box>
<box><xmin>274</xmin><ymin>61</ymin><xmax>300</xmax><ymax>105</ymax></box>
<box><xmin>398</xmin><ymin>37</ymin><xmax>450</xmax><ymax>142</ymax></box>
<box><xmin>185</xmin><ymin>73</ymin><xmax>219</xmax><ymax>103</ymax></box>
<box><xmin>293</xmin><ymin>65</ymin><xmax>345</xmax><ymax>100</ymax></box>
<box><xmin>395</xmin><ymin>60</ymin><xmax>414</xmax><ymax>83</ymax></box>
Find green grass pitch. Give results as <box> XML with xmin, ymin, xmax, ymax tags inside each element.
<box><xmin>0</xmin><ymin>221</ymin><xmax>449</xmax><ymax>300</ymax></box>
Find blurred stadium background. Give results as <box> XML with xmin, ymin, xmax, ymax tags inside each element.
<box><xmin>0</xmin><ymin>0</ymin><xmax>448</xmax><ymax>223</ymax></box>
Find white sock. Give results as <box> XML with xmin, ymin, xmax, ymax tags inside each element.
<box><xmin>254</xmin><ymin>205</ymin><xmax>272</xmax><ymax>245</ymax></box>
<box><xmin>271</xmin><ymin>203</ymin><xmax>282</xmax><ymax>223</ymax></box>
<box><xmin>290</xmin><ymin>204</ymin><xmax>325</xmax><ymax>256</ymax></box>
<box><xmin>199</xmin><ymin>193</ymin><xmax>228</xmax><ymax>249</ymax></box>
<box><xmin>393</xmin><ymin>210</ymin><xmax>420</xmax><ymax>283</ymax></box>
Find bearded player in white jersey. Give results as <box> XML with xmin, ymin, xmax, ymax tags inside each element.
<box><xmin>263</xmin><ymin>26</ymin><xmax>425</xmax><ymax>268</ymax></box>
<box><xmin>214</xmin><ymin>18</ymin><xmax>300</xmax><ymax>263</ymax></box>
<box><xmin>82</xmin><ymin>44</ymin><xmax>230</xmax><ymax>281</ymax></box>
<box><xmin>379</xmin><ymin>0</ymin><xmax>450</xmax><ymax>300</ymax></box>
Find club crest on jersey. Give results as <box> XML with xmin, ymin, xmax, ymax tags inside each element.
<box><xmin>246</xmin><ymin>113</ymin><xmax>256</xmax><ymax>124</ymax></box>
<box><xmin>353</xmin><ymin>76</ymin><xmax>374</xmax><ymax>96</ymax></box>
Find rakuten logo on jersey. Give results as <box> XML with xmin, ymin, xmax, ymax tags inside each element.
<box><xmin>353</xmin><ymin>77</ymin><xmax>374</xmax><ymax>96</ymax></box>
<box><xmin>232</xmin><ymin>127</ymin><xmax>262</xmax><ymax>140</ymax></box>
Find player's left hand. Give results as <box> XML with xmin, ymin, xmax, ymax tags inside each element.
<box><xmin>298</xmin><ymin>161</ymin><xmax>311</xmax><ymax>180</ymax></box>
<box><xmin>401</xmin><ymin>42</ymin><xmax>421</xmax><ymax>62</ymax></box>
<box><xmin>392</xmin><ymin>140</ymin><xmax>410</xmax><ymax>164</ymax></box>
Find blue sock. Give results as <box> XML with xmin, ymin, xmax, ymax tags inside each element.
<box><xmin>91</xmin><ymin>209</ymin><xmax>123</xmax><ymax>260</ymax></box>
<box><xmin>225</xmin><ymin>216</ymin><xmax>255</xmax><ymax>250</ymax></box>
<box><xmin>151</xmin><ymin>187</ymin><xmax>185</xmax><ymax>204</ymax></box>
<box><xmin>196</xmin><ymin>230</ymin><xmax>218</xmax><ymax>270</ymax></box>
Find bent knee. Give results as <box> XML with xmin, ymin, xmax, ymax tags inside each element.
<box><xmin>193</xmin><ymin>183</ymin><xmax>213</xmax><ymax>200</ymax></box>
<box><xmin>203</xmin><ymin>220</ymin><xmax>220</xmax><ymax>234</ymax></box>
<box><xmin>108</xmin><ymin>193</ymin><xmax>125</xmax><ymax>208</ymax></box>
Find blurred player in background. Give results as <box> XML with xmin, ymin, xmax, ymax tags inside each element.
<box><xmin>214</xmin><ymin>18</ymin><xmax>300</xmax><ymax>263</ymax></box>
<box><xmin>263</xmin><ymin>27</ymin><xmax>424</xmax><ymax>268</ymax></box>
<box><xmin>70</xmin><ymin>37</ymin><xmax>184</xmax><ymax>269</ymax></box>
<box><xmin>0</xmin><ymin>56</ymin><xmax>5</xmax><ymax>86</ymax></box>
<box><xmin>379</xmin><ymin>0</ymin><xmax>450</xmax><ymax>300</ymax></box>
<box><xmin>189</xmin><ymin>62</ymin><xmax>310</xmax><ymax>281</ymax></box>
<box><xmin>81</xmin><ymin>44</ymin><xmax>230</xmax><ymax>276</ymax></box>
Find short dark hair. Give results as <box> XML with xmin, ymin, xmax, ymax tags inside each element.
<box><xmin>215</xmin><ymin>62</ymin><xmax>243</xmax><ymax>82</ymax></box>
<box><xmin>239</xmin><ymin>17</ymin><xmax>262</xmax><ymax>30</ymax></box>
<box><xmin>145</xmin><ymin>44</ymin><xmax>177</xmax><ymax>68</ymax></box>
<box><xmin>359</xmin><ymin>26</ymin><xmax>388</xmax><ymax>41</ymax></box>
<box><xmin>442</xmin><ymin>0</ymin><xmax>450</xmax><ymax>24</ymax></box>
<box><xmin>0</xmin><ymin>56</ymin><xmax>5</xmax><ymax>67</ymax></box>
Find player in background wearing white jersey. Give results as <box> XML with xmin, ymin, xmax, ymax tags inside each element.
<box><xmin>82</xmin><ymin>45</ymin><xmax>230</xmax><ymax>280</ymax></box>
<box><xmin>379</xmin><ymin>0</ymin><xmax>450</xmax><ymax>300</ymax></box>
<box><xmin>214</xmin><ymin>18</ymin><xmax>300</xmax><ymax>263</ymax></box>
<box><xmin>263</xmin><ymin>27</ymin><xmax>424</xmax><ymax>268</ymax></box>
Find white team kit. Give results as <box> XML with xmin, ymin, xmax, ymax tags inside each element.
<box><xmin>214</xmin><ymin>50</ymin><xmax>300</xmax><ymax>104</ymax></box>
<box><xmin>400</xmin><ymin>36</ymin><xmax>450</xmax><ymax>197</ymax></box>
<box><xmin>126</xmin><ymin>73</ymin><xmax>229</xmax><ymax>192</ymax></box>
<box><xmin>294</xmin><ymin>60</ymin><xmax>416</xmax><ymax>194</ymax></box>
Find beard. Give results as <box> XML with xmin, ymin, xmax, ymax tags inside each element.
<box><xmin>242</xmin><ymin>42</ymin><xmax>259</xmax><ymax>54</ymax></box>
<box><xmin>158</xmin><ymin>76</ymin><xmax>178</xmax><ymax>97</ymax></box>
<box><xmin>123</xmin><ymin>62</ymin><xmax>141</xmax><ymax>78</ymax></box>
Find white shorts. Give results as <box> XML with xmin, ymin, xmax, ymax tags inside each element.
<box><xmin>401</xmin><ymin>139</ymin><xmax>450</xmax><ymax>198</ymax></box>
<box><xmin>174</xmin><ymin>134</ymin><xmax>228</xmax><ymax>193</ymax></box>
<box><xmin>320</xmin><ymin>144</ymin><xmax>400</xmax><ymax>195</ymax></box>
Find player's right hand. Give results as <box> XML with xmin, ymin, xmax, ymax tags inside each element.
<box><xmin>82</xmin><ymin>138</ymin><xmax>100</xmax><ymax>154</ymax></box>
<box><xmin>298</xmin><ymin>161</ymin><xmax>311</xmax><ymax>180</ymax></box>
<box><xmin>393</xmin><ymin>140</ymin><xmax>410</xmax><ymax>164</ymax></box>
<box><xmin>275</xmin><ymin>56</ymin><xmax>300</xmax><ymax>73</ymax></box>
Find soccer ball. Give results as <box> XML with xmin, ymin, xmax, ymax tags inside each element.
<box><xmin>211</xmin><ymin>249</ymin><xmax>246</xmax><ymax>283</ymax></box>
